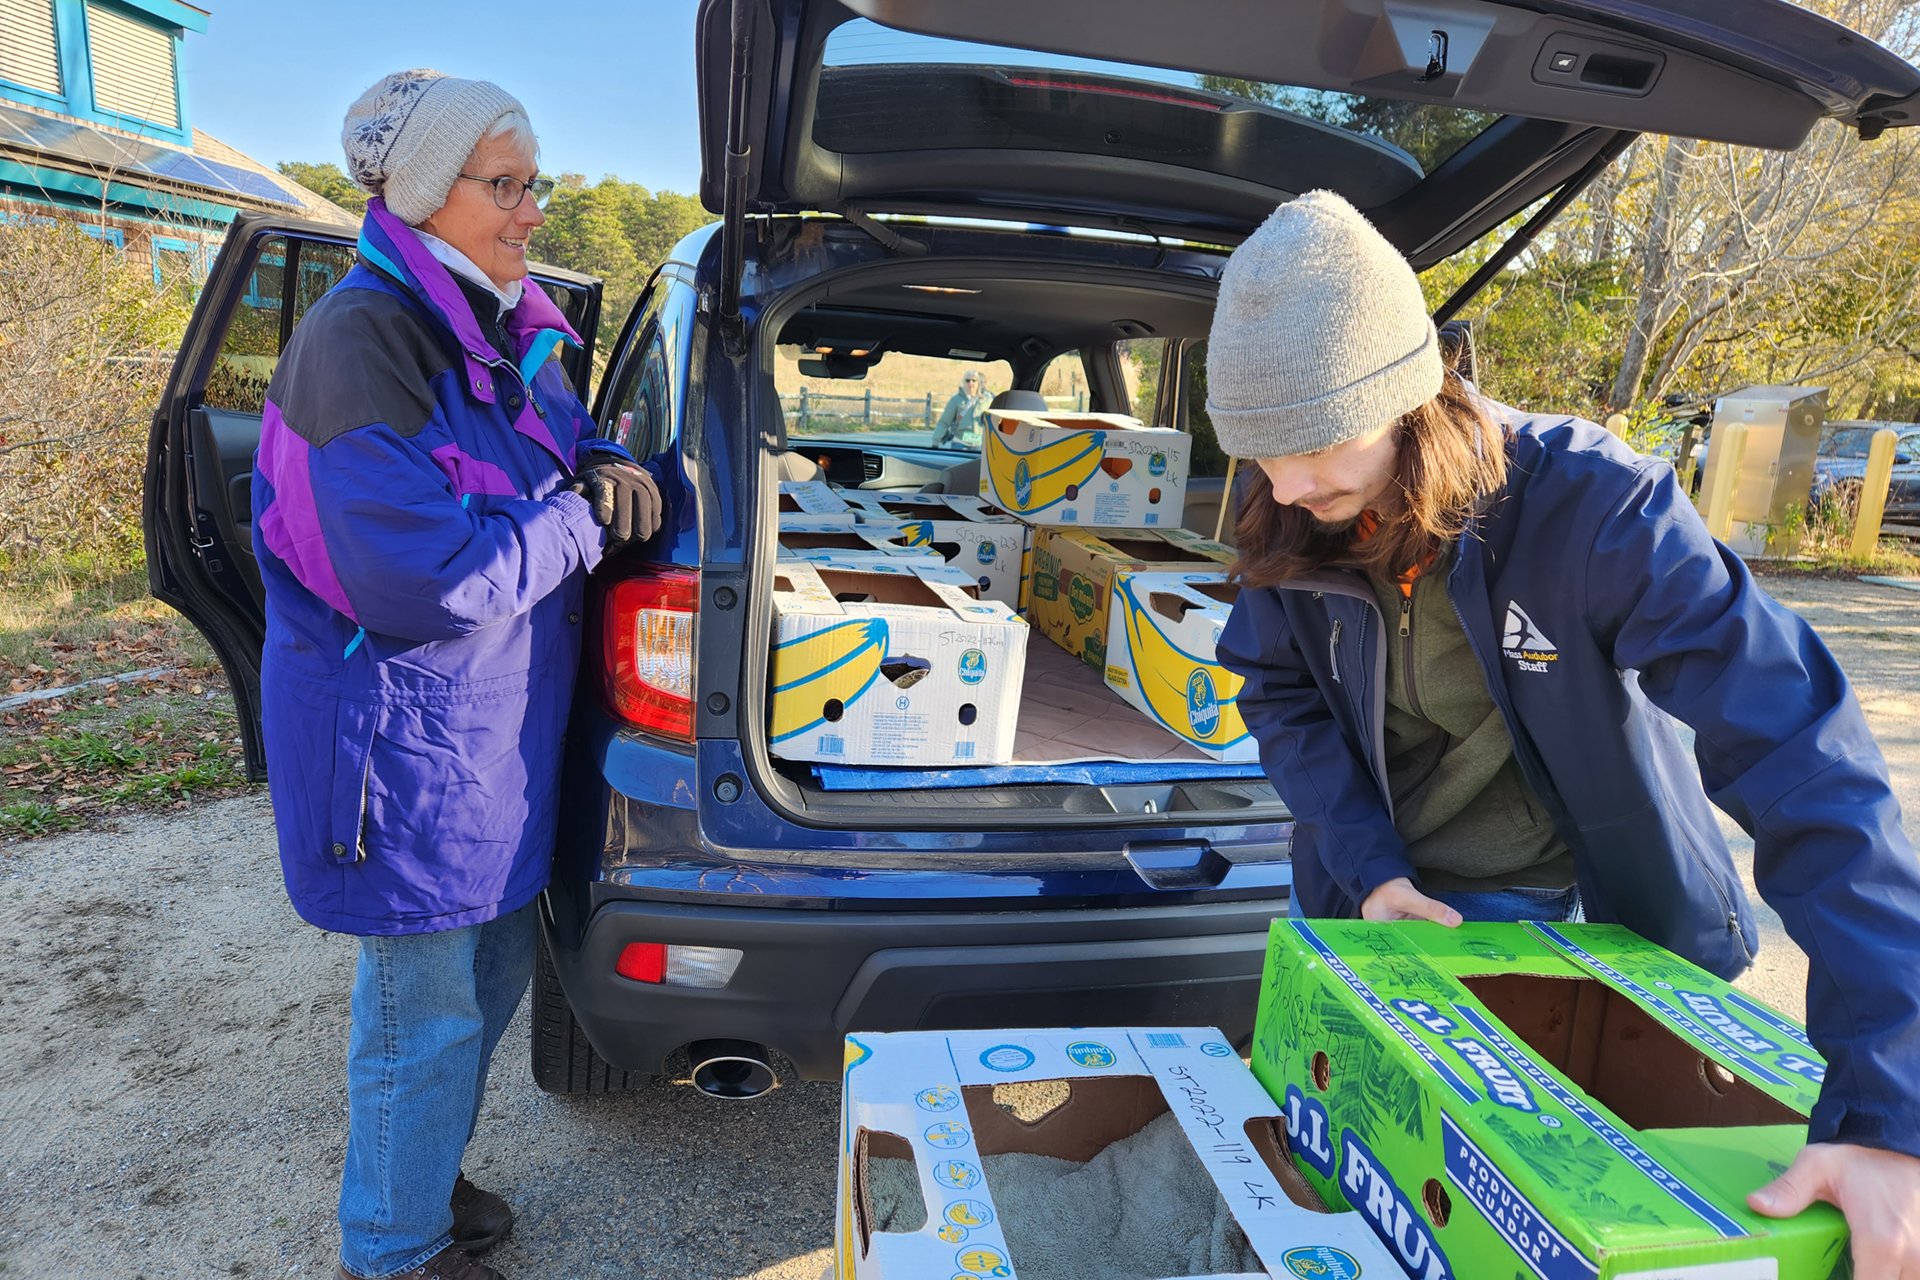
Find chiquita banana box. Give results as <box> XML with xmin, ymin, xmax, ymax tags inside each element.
<box><xmin>770</xmin><ymin>560</ymin><xmax>1027</xmax><ymax>766</ymax></box>
<box><xmin>1028</xmin><ymin>527</ymin><xmax>1234</xmax><ymax>671</ymax></box>
<box><xmin>979</xmin><ymin>409</ymin><xmax>1191</xmax><ymax>527</ymax></box>
<box><xmin>777</xmin><ymin>515</ymin><xmax>937</xmax><ymax>563</ymax></box>
<box><xmin>834</xmin><ymin>1026</ymin><xmax>1405</xmax><ymax>1280</ymax></box>
<box><xmin>1103</xmin><ymin>572</ymin><xmax>1255</xmax><ymax>762</ymax></box>
<box><xmin>779</xmin><ymin>479</ymin><xmax>859</xmax><ymax>525</ymax></box>
<box><xmin>1253</xmin><ymin>920</ymin><xmax>1844</xmax><ymax>1280</ymax></box>
<box><xmin>840</xmin><ymin>491</ymin><xmax>1031</xmax><ymax>607</ymax></box>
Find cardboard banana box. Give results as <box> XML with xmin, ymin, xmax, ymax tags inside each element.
<box><xmin>770</xmin><ymin>560</ymin><xmax>1027</xmax><ymax>766</ymax></box>
<box><xmin>1103</xmin><ymin>572</ymin><xmax>1255</xmax><ymax>762</ymax></box>
<box><xmin>1252</xmin><ymin>919</ymin><xmax>1844</xmax><ymax>1280</ymax></box>
<box><xmin>840</xmin><ymin>491</ymin><xmax>1031</xmax><ymax>607</ymax></box>
<box><xmin>777</xmin><ymin>515</ymin><xmax>937</xmax><ymax>563</ymax></box>
<box><xmin>834</xmin><ymin>1026</ymin><xmax>1405</xmax><ymax>1280</ymax></box>
<box><xmin>779</xmin><ymin>479</ymin><xmax>859</xmax><ymax>526</ymax></box>
<box><xmin>1028</xmin><ymin>527</ymin><xmax>1234</xmax><ymax>671</ymax></box>
<box><xmin>979</xmin><ymin>409</ymin><xmax>1191</xmax><ymax>527</ymax></box>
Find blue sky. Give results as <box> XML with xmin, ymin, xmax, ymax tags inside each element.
<box><xmin>181</xmin><ymin>0</ymin><xmax>708</xmax><ymax>195</ymax></box>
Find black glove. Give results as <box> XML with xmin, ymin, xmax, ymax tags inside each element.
<box><xmin>568</xmin><ymin>457</ymin><xmax>661</xmax><ymax>547</ymax></box>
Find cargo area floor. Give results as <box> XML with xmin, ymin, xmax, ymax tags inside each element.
<box><xmin>808</xmin><ymin>631</ymin><xmax>1265</xmax><ymax>791</ymax></box>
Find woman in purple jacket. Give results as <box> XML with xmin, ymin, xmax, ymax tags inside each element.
<box><xmin>251</xmin><ymin>70</ymin><xmax>658</xmax><ymax>1280</ymax></box>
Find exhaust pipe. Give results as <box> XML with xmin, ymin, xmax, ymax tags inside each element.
<box><xmin>687</xmin><ymin>1039</ymin><xmax>778</xmax><ymax>1100</ymax></box>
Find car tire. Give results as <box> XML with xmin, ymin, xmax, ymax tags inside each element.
<box><xmin>531</xmin><ymin>930</ymin><xmax>643</xmax><ymax>1095</ymax></box>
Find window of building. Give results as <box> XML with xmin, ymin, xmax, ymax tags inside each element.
<box><xmin>78</xmin><ymin>222</ymin><xmax>125</xmax><ymax>249</ymax></box>
<box><xmin>150</xmin><ymin>233</ymin><xmax>199</xmax><ymax>293</ymax></box>
<box><xmin>0</xmin><ymin>0</ymin><xmax>64</xmax><ymax>97</ymax></box>
<box><xmin>86</xmin><ymin>1</ymin><xmax>180</xmax><ymax>131</ymax></box>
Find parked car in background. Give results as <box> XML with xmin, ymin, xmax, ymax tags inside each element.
<box><xmin>146</xmin><ymin>0</ymin><xmax>1920</xmax><ymax>1096</ymax></box>
<box><xmin>1641</xmin><ymin>392</ymin><xmax>1716</xmax><ymax>493</ymax></box>
<box><xmin>1811</xmin><ymin>422</ymin><xmax>1920</xmax><ymax>523</ymax></box>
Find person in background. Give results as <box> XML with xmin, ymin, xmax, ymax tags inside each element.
<box><xmin>933</xmin><ymin>368</ymin><xmax>992</xmax><ymax>448</ymax></box>
<box><xmin>1210</xmin><ymin>190</ymin><xmax>1920</xmax><ymax>1274</ymax></box>
<box><xmin>251</xmin><ymin>69</ymin><xmax>660</xmax><ymax>1280</ymax></box>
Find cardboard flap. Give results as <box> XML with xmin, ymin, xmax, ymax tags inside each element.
<box><xmin>817</xmin><ymin>569</ymin><xmax>951</xmax><ymax>609</ymax></box>
<box><xmin>964</xmin><ymin>1076</ymin><xmax>1167</xmax><ymax>1161</ymax></box>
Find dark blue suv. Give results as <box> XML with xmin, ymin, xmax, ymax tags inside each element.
<box><xmin>146</xmin><ymin>0</ymin><xmax>1919</xmax><ymax>1096</ymax></box>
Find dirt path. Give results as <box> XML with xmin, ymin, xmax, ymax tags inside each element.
<box><xmin>1</xmin><ymin>574</ymin><xmax>1914</xmax><ymax>1279</ymax></box>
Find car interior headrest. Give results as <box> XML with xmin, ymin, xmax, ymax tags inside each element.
<box><xmin>988</xmin><ymin>389</ymin><xmax>1048</xmax><ymax>412</ymax></box>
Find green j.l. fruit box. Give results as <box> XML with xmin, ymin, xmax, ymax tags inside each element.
<box><xmin>1251</xmin><ymin>919</ymin><xmax>1844</xmax><ymax>1280</ymax></box>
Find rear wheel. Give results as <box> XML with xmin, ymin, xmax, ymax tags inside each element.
<box><xmin>531</xmin><ymin>930</ymin><xmax>643</xmax><ymax>1094</ymax></box>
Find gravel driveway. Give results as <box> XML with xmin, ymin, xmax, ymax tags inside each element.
<box><xmin>2</xmin><ymin>573</ymin><xmax>1915</xmax><ymax>1280</ymax></box>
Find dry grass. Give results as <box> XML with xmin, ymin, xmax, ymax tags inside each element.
<box><xmin>0</xmin><ymin>572</ymin><xmax>253</xmax><ymax>841</ymax></box>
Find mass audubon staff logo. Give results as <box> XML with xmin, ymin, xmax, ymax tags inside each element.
<box><xmin>1502</xmin><ymin>601</ymin><xmax>1559</xmax><ymax>674</ymax></box>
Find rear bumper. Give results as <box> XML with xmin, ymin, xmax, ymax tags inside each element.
<box><xmin>541</xmin><ymin>894</ymin><xmax>1289</xmax><ymax>1080</ymax></box>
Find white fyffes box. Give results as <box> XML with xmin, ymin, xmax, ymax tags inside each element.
<box><xmin>780</xmin><ymin>479</ymin><xmax>859</xmax><ymax>526</ymax></box>
<box><xmin>979</xmin><ymin>410</ymin><xmax>1191</xmax><ymax>527</ymax></box>
<box><xmin>769</xmin><ymin>561</ymin><xmax>1027</xmax><ymax>766</ymax></box>
<box><xmin>1103</xmin><ymin>572</ymin><xmax>1256</xmax><ymax>762</ymax></box>
<box><xmin>834</xmin><ymin>1026</ymin><xmax>1405</xmax><ymax>1280</ymax></box>
<box><xmin>842</xmin><ymin>491</ymin><xmax>1031</xmax><ymax>607</ymax></box>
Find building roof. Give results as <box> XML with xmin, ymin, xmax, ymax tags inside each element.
<box><xmin>0</xmin><ymin>99</ymin><xmax>358</xmax><ymax>228</ymax></box>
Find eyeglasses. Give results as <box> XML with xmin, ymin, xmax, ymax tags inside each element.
<box><xmin>457</xmin><ymin>172</ymin><xmax>556</xmax><ymax>210</ymax></box>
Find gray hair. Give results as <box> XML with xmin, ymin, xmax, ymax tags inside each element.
<box><xmin>482</xmin><ymin>110</ymin><xmax>540</xmax><ymax>162</ymax></box>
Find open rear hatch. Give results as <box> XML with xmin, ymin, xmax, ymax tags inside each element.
<box><xmin>695</xmin><ymin>0</ymin><xmax>1920</xmax><ymax>825</ymax></box>
<box><xmin>699</xmin><ymin>0</ymin><xmax>1920</xmax><ymax>249</ymax></box>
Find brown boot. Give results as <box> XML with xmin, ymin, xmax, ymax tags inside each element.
<box><xmin>450</xmin><ymin>1173</ymin><xmax>514</xmax><ymax>1254</ymax></box>
<box><xmin>337</xmin><ymin>1243</ymin><xmax>503</xmax><ymax>1279</ymax></box>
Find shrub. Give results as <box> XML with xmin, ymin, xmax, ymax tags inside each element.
<box><xmin>0</xmin><ymin>218</ymin><xmax>191</xmax><ymax>587</ymax></box>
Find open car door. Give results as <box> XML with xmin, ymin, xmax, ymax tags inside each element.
<box><xmin>142</xmin><ymin>213</ymin><xmax>603</xmax><ymax>779</ymax></box>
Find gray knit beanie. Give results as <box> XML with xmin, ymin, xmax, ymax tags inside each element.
<box><xmin>341</xmin><ymin>69</ymin><xmax>527</xmax><ymax>226</ymax></box>
<box><xmin>1206</xmin><ymin>190</ymin><xmax>1443</xmax><ymax>458</ymax></box>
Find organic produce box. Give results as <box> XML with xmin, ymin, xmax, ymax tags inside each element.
<box><xmin>779</xmin><ymin>479</ymin><xmax>858</xmax><ymax>525</ymax></box>
<box><xmin>1104</xmin><ymin>572</ymin><xmax>1255</xmax><ymax>763</ymax></box>
<box><xmin>1253</xmin><ymin>919</ymin><xmax>1842</xmax><ymax>1280</ymax></box>
<box><xmin>842</xmin><ymin>491</ymin><xmax>1030</xmax><ymax>607</ymax></box>
<box><xmin>834</xmin><ymin>1026</ymin><xmax>1403</xmax><ymax>1280</ymax></box>
<box><xmin>1028</xmin><ymin>526</ymin><xmax>1233</xmax><ymax>670</ymax></box>
<box><xmin>979</xmin><ymin>409</ymin><xmax>1190</xmax><ymax>526</ymax></box>
<box><xmin>770</xmin><ymin>561</ymin><xmax>1027</xmax><ymax>766</ymax></box>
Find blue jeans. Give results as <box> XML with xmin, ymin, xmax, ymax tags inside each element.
<box><xmin>1431</xmin><ymin>883</ymin><xmax>1583</xmax><ymax>924</ymax></box>
<box><xmin>339</xmin><ymin>902</ymin><xmax>537</xmax><ymax>1279</ymax></box>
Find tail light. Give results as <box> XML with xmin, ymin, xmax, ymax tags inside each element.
<box><xmin>602</xmin><ymin>567</ymin><xmax>699</xmax><ymax>740</ymax></box>
<box><xmin>614</xmin><ymin>941</ymin><xmax>744</xmax><ymax>988</ymax></box>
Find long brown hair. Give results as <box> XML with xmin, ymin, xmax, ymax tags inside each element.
<box><xmin>1231</xmin><ymin>372</ymin><xmax>1508</xmax><ymax>587</ymax></box>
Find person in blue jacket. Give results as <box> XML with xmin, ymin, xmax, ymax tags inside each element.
<box><xmin>252</xmin><ymin>71</ymin><xmax>660</xmax><ymax>1280</ymax></box>
<box><xmin>1209</xmin><ymin>191</ymin><xmax>1919</xmax><ymax>1271</ymax></box>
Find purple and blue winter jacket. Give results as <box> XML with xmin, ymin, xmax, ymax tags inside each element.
<box><xmin>252</xmin><ymin>198</ymin><xmax>629</xmax><ymax>936</ymax></box>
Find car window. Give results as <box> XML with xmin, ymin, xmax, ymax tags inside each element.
<box><xmin>817</xmin><ymin>20</ymin><xmax>1498</xmax><ymax>178</ymax></box>
<box><xmin>600</xmin><ymin>280</ymin><xmax>686</xmax><ymax>460</ymax></box>
<box><xmin>775</xmin><ymin>350</ymin><xmax>1016</xmax><ymax>453</ymax></box>
<box><xmin>1115</xmin><ymin>338</ymin><xmax>1165</xmax><ymax>424</ymax></box>
<box><xmin>1034</xmin><ymin>352</ymin><xmax>1091</xmax><ymax>414</ymax></box>
<box><xmin>1167</xmin><ymin>339</ymin><xmax>1231</xmax><ymax>479</ymax></box>
<box><xmin>203</xmin><ymin>235</ymin><xmax>356</xmax><ymax>414</ymax></box>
